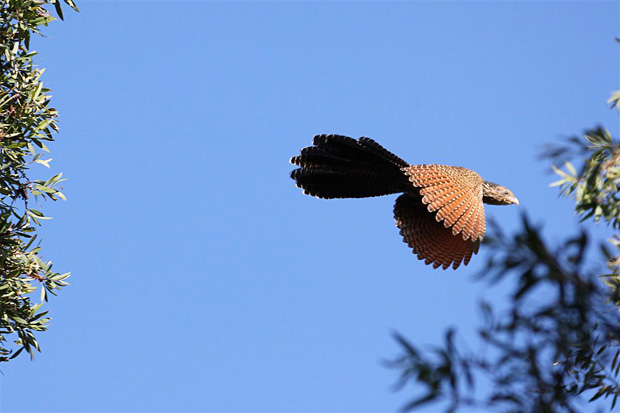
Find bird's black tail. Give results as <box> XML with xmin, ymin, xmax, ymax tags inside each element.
<box><xmin>290</xmin><ymin>134</ymin><xmax>410</xmax><ymax>199</ymax></box>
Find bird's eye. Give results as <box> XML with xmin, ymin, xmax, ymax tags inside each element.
<box><xmin>503</xmin><ymin>191</ymin><xmax>509</xmax><ymax>195</ymax></box>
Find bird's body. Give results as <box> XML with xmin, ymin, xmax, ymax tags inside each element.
<box><xmin>290</xmin><ymin>134</ymin><xmax>518</xmax><ymax>270</ymax></box>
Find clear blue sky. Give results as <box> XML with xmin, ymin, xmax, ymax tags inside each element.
<box><xmin>1</xmin><ymin>1</ymin><xmax>618</xmax><ymax>412</ymax></box>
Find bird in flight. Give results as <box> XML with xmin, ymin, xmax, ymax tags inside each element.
<box><xmin>290</xmin><ymin>134</ymin><xmax>519</xmax><ymax>270</ymax></box>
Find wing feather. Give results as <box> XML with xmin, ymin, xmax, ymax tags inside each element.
<box><xmin>452</xmin><ymin>195</ymin><xmax>476</xmax><ymax>237</ymax></box>
<box><xmin>474</xmin><ymin>200</ymin><xmax>486</xmax><ymax>241</ymax></box>
<box><xmin>394</xmin><ymin>194</ymin><xmax>480</xmax><ymax>270</ymax></box>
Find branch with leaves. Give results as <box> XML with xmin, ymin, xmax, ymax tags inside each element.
<box><xmin>0</xmin><ymin>0</ymin><xmax>77</xmax><ymax>362</ymax></box>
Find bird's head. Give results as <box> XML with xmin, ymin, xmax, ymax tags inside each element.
<box><xmin>482</xmin><ymin>181</ymin><xmax>519</xmax><ymax>206</ymax></box>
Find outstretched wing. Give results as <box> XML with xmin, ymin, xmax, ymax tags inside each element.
<box><xmin>394</xmin><ymin>194</ymin><xmax>480</xmax><ymax>270</ymax></box>
<box><xmin>404</xmin><ymin>164</ymin><xmax>486</xmax><ymax>241</ymax></box>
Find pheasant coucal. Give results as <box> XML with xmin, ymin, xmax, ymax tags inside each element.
<box><xmin>290</xmin><ymin>134</ymin><xmax>519</xmax><ymax>270</ymax></box>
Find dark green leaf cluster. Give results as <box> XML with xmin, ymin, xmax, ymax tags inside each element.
<box><xmin>546</xmin><ymin>127</ymin><xmax>620</xmax><ymax>229</ymax></box>
<box><xmin>544</xmin><ymin>126</ymin><xmax>620</xmax><ymax>305</ymax></box>
<box><xmin>0</xmin><ymin>0</ymin><xmax>77</xmax><ymax>362</ymax></box>
<box><xmin>390</xmin><ymin>95</ymin><xmax>620</xmax><ymax>411</ymax></box>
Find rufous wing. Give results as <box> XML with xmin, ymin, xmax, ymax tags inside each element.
<box><xmin>394</xmin><ymin>194</ymin><xmax>480</xmax><ymax>270</ymax></box>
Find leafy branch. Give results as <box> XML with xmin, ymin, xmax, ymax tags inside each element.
<box><xmin>0</xmin><ymin>0</ymin><xmax>77</xmax><ymax>362</ymax></box>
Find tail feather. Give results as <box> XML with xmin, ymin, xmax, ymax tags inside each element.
<box><xmin>358</xmin><ymin>137</ymin><xmax>409</xmax><ymax>167</ymax></box>
<box><xmin>290</xmin><ymin>134</ymin><xmax>410</xmax><ymax>199</ymax></box>
<box><xmin>312</xmin><ymin>134</ymin><xmax>407</xmax><ymax>167</ymax></box>
<box><xmin>290</xmin><ymin>146</ymin><xmax>351</xmax><ymax>170</ymax></box>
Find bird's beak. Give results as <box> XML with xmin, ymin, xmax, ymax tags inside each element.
<box><xmin>512</xmin><ymin>196</ymin><xmax>519</xmax><ymax>205</ymax></box>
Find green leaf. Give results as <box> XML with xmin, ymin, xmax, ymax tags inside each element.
<box><xmin>589</xmin><ymin>386</ymin><xmax>608</xmax><ymax>402</ymax></box>
<box><xmin>34</xmin><ymin>158</ymin><xmax>52</xmax><ymax>168</ymax></box>
<box><xmin>53</xmin><ymin>0</ymin><xmax>65</xmax><ymax>20</ymax></box>
<box><xmin>607</xmin><ymin>91</ymin><xmax>620</xmax><ymax>112</ymax></box>
<box><xmin>402</xmin><ymin>392</ymin><xmax>438</xmax><ymax>411</ymax></box>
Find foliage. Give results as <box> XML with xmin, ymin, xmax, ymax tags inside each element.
<box><xmin>389</xmin><ymin>99</ymin><xmax>620</xmax><ymax>410</ymax></box>
<box><xmin>608</xmin><ymin>90</ymin><xmax>620</xmax><ymax>113</ymax></box>
<box><xmin>548</xmin><ymin>127</ymin><xmax>620</xmax><ymax>229</ymax></box>
<box><xmin>0</xmin><ymin>0</ymin><xmax>77</xmax><ymax>362</ymax></box>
